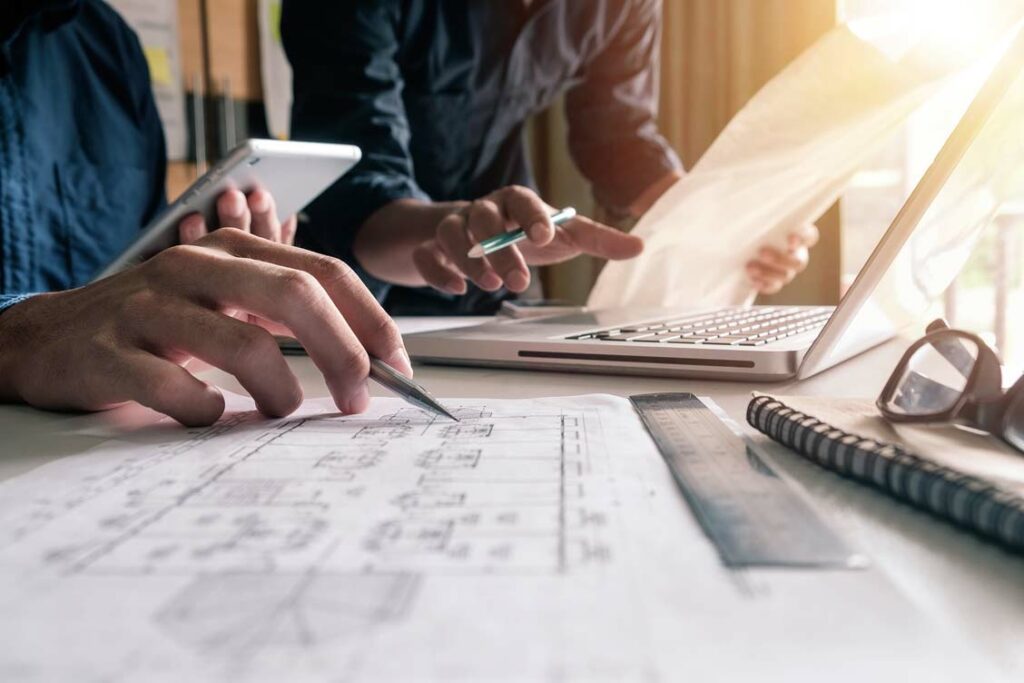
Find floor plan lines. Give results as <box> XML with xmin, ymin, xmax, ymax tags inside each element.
<box><xmin>0</xmin><ymin>396</ymin><xmax>626</xmax><ymax>678</ymax></box>
<box><xmin>155</xmin><ymin>572</ymin><xmax>419</xmax><ymax>658</ymax></box>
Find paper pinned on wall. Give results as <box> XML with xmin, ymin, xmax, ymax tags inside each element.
<box><xmin>258</xmin><ymin>0</ymin><xmax>292</xmax><ymax>140</ymax></box>
<box><xmin>108</xmin><ymin>0</ymin><xmax>187</xmax><ymax>161</ymax></box>
<box><xmin>587</xmin><ymin>6</ymin><xmax>1024</xmax><ymax>311</ymax></box>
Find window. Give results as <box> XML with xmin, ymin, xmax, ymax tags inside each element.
<box><xmin>839</xmin><ymin>0</ymin><xmax>1024</xmax><ymax>373</ymax></box>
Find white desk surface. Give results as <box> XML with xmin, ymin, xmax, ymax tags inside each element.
<box><xmin>2</xmin><ymin>317</ymin><xmax>1023</xmax><ymax>677</ymax></box>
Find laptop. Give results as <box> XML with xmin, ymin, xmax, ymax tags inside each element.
<box><xmin>405</xmin><ymin>27</ymin><xmax>1024</xmax><ymax>382</ymax></box>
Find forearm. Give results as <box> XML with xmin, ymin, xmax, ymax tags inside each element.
<box><xmin>0</xmin><ymin>319</ymin><xmax>14</xmax><ymax>402</ymax></box>
<box><xmin>353</xmin><ymin>198</ymin><xmax>469</xmax><ymax>286</ymax></box>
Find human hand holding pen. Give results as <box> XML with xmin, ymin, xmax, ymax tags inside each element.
<box><xmin>0</xmin><ymin>229</ymin><xmax>411</xmax><ymax>426</ymax></box>
<box><xmin>467</xmin><ymin>207</ymin><xmax>577</xmax><ymax>258</ymax></box>
<box><xmin>412</xmin><ymin>185</ymin><xmax>644</xmax><ymax>295</ymax></box>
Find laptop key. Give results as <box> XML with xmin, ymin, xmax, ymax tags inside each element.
<box><xmin>599</xmin><ymin>333</ymin><xmax>656</xmax><ymax>342</ymax></box>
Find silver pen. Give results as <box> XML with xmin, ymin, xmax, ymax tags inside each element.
<box><xmin>369</xmin><ymin>358</ymin><xmax>459</xmax><ymax>421</ymax></box>
<box><xmin>276</xmin><ymin>336</ymin><xmax>459</xmax><ymax>421</ymax></box>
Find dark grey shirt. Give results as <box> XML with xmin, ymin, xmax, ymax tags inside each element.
<box><xmin>283</xmin><ymin>0</ymin><xmax>681</xmax><ymax>314</ymax></box>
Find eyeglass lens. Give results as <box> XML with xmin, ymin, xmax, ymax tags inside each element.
<box><xmin>884</xmin><ymin>335</ymin><xmax>980</xmax><ymax>416</ymax></box>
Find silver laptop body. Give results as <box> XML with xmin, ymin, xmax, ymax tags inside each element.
<box><xmin>407</xmin><ymin>28</ymin><xmax>1024</xmax><ymax>382</ymax></box>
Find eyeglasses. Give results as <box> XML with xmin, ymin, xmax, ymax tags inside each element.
<box><xmin>877</xmin><ymin>319</ymin><xmax>1024</xmax><ymax>454</ymax></box>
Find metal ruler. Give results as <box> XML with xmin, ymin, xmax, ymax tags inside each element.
<box><xmin>630</xmin><ymin>393</ymin><xmax>863</xmax><ymax>569</ymax></box>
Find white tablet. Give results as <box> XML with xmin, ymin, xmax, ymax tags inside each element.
<box><xmin>94</xmin><ymin>139</ymin><xmax>361</xmax><ymax>279</ymax></box>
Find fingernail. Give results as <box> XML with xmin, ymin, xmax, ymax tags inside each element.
<box><xmin>506</xmin><ymin>270</ymin><xmax>529</xmax><ymax>292</ymax></box>
<box><xmin>345</xmin><ymin>383</ymin><xmax>370</xmax><ymax>414</ymax></box>
<box><xmin>389</xmin><ymin>348</ymin><xmax>414</xmax><ymax>377</ymax></box>
<box><xmin>251</xmin><ymin>194</ymin><xmax>269</xmax><ymax>212</ymax></box>
<box><xmin>481</xmin><ymin>273</ymin><xmax>503</xmax><ymax>291</ymax></box>
<box><xmin>228</xmin><ymin>194</ymin><xmax>246</xmax><ymax>215</ymax></box>
<box><xmin>446</xmin><ymin>278</ymin><xmax>466</xmax><ymax>294</ymax></box>
<box><xmin>530</xmin><ymin>221</ymin><xmax>549</xmax><ymax>239</ymax></box>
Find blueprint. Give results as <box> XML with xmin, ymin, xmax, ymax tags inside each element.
<box><xmin>0</xmin><ymin>394</ymin><xmax>996</xmax><ymax>681</ymax></box>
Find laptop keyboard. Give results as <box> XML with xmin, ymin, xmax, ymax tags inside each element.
<box><xmin>566</xmin><ymin>306</ymin><xmax>833</xmax><ymax>347</ymax></box>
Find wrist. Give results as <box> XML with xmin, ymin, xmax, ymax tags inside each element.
<box><xmin>354</xmin><ymin>199</ymin><xmax>469</xmax><ymax>286</ymax></box>
<box><xmin>0</xmin><ymin>296</ymin><xmax>38</xmax><ymax>401</ymax></box>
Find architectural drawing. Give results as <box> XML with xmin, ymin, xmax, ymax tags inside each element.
<box><xmin>0</xmin><ymin>394</ymin><xmax>979</xmax><ymax>681</ymax></box>
<box><xmin>0</xmin><ymin>396</ymin><xmax>622</xmax><ymax>680</ymax></box>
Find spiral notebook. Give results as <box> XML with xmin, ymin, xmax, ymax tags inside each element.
<box><xmin>747</xmin><ymin>394</ymin><xmax>1024</xmax><ymax>553</ymax></box>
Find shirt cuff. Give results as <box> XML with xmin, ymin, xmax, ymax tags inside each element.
<box><xmin>0</xmin><ymin>293</ymin><xmax>35</xmax><ymax>314</ymax></box>
<box><xmin>590</xmin><ymin>140</ymin><xmax>683</xmax><ymax>216</ymax></box>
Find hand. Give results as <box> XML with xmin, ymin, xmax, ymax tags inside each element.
<box><xmin>178</xmin><ymin>188</ymin><xmax>298</xmax><ymax>245</ymax></box>
<box><xmin>745</xmin><ymin>224</ymin><xmax>820</xmax><ymax>295</ymax></box>
<box><xmin>0</xmin><ymin>229</ymin><xmax>410</xmax><ymax>427</ymax></box>
<box><xmin>412</xmin><ymin>185</ymin><xmax>644</xmax><ymax>295</ymax></box>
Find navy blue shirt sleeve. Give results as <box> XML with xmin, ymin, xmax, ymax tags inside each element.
<box><xmin>0</xmin><ymin>293</ymin><xmax>33</xmax><ymax>314</ymax></box>
<box><xmin>282</xmin><ymin>1</ymin><xmax>429</xmax><ymax>300</ymax></box>
<box><xmin>0</xmin><ymin>0</ymin><xmax>168</xmax><ymax>307</ymax></box>
<box><xmin>565</xmin><ymin>0</ymin><xmax>682</xmax><ymax>214</ymax></box>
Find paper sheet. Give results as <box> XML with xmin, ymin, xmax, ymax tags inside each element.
<box><xmin>588</xmin><ymin>5</ymin><xmax>1024</xmax><ymax>310</ymax></box>
<box><xmin>0</xmin><ymin>394</ymin><xmax>995</xmax><ymax>681</ymax></box>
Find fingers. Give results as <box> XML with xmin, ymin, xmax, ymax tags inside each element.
<box><xmin>149</xmin><ymin>246</ymin><xmax>369</xmax><ymax>413</ymax></box>
<box><xmin>202</xmin><ymin>231</ymin><xmax>409</xmax><ymax>376</ymax></box>
<box><xmin>413</xmin><ymin>240</ymin><xmax>466</xmax><ymax>295</ymax></box>
<box><xmin>431</xmin><ymin>186</ymin><xmax>549</xmax><ymax>294</ymax></box>
<box><xmin>217</xmin><ymin>189</ymin><xmax>251</xmax><ymax>232</ymax></box>
<box><xmin>178</xmin><ymin>213</ymin><xmax>208</xmax><ymax>244</ymax></box>
<box><xmin>758</xmin><ymin>246</ymin><xmax>807</xmax><ymax>274</ymax></box>
<box><xmin>490</xmin><ymin>185</ymin><xmax>554</xmax><ymax>246</ymax></box>
<box><xmin>558</xmin><ymin>215</ymin><xmax>645</xmax><ymax>260</ymax></box>
<box><xmin>746</xmin><ymin>246</ymin><xmax>809</xmax><ymax>294</ymax></box>
<box><xmin>438</xmin><ymin>210</ymin><xmax>503</xmax><ymax>291</ymax></box>
<box><xmin>189</xmin><ymin>228</ymin><xmax>411</xmax><ymax>377</ymax></box>
<box><xmin>745</xmin><ymin>226</ymin><xmax>818</xmax><ymax>294</ymax></box>
<box><xmin>136</xmin><ymin>302</ymin><xmax>303</xmax><ymax>418</ymax></box>
<box><xmin>746</xmin><ymin>264</ymin><xmax>785</xmax><ymax>295</ymax></box>
<box><xmin>120</xmin><ymin>351</ymin><xmax>226</xmax><ymax>427</ymax></box>
<box><xmin>791</xmin><ymin>223</ymin><xmax>820</xmax><ymax>249</ymax></box>
<box><xmin>247</xmin><ymin>189</ymin><xmax>282</xmax><ymax>243</ymax></box>
<box><xmin>281</xmin><ymin>215</ymin><xmax>298</xmax><ymax>246</ymax></box>
<box><xmin>460</xmin><ymin>202</ymin><xmax>532</xmax><ymax>292</ymax></box>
